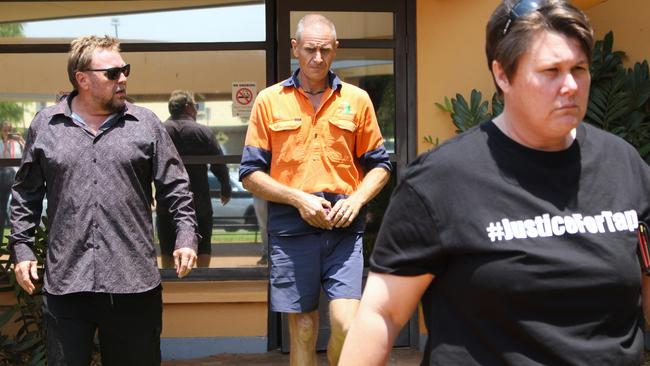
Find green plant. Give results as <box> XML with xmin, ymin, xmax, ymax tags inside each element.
<box><xmin>424</xmin><ymin>89</ymin><xmax>503</xmax><ymax>147</ymax></box>
<box><xmin>585</xmin><ymin>31</ymin><xmax>650</xmax><ymax>162</ymax></box>
<box><xmin>0</xmin><ymin>103</ymin><xmax>24</xmax><ymax>124</ymax></box>
<box><xmin>0</xmin><ymin>23</ymin><xmax>23</xmax><ymax>38</ymax></box>
<box><xmin>434</xmin><ymin>89</ymin><xmax>504</xmax><ymax>134</ymax></box>
<box><xmin>0</xmin><ymin>24</ymin><xmax>25</xmax><ymax>126</ymax></box>
<box><xmin>0</xmin><ymin>219</ymin><xmax>48</xmax><ymax>366</ymax></box>
<box><xmin>423</xmin><ymin>135</ymin><xmax>439</xmax><ymax>149</ymax></box>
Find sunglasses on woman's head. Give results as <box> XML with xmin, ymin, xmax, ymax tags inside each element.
<box><xmin>503</xmin><ymin>0</ymin><xmax>541</xmax><ymax>35</ymax></box>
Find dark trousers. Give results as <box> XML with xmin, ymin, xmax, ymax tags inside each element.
<box><xmin>43</xmin><ymin>285</ymin><xmax>163</xmax><ymax>366</ymax></box>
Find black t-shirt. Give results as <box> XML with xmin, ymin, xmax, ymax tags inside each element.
<box><xmin>371</xmin><ymin>121</ymin><xmax>650</xmax><ymax>366</ymax></box>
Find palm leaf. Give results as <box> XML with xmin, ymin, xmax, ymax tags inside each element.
<box><xmin>12</xmin><ymin>333</ymin><xmax>40</xmax><ymax>352</ymax></box>
<box><xmin>0</xmin><ymin>307</ymin><xmax>15</xmax><ymax>328</ymax></box>
<box><xmin>586</xmin><ymin>71</ymin><xmax>630</xmax><ymax>130</ymax></box>
<box><xmin>626</xmin><ymin>61</ymin><xmax>650</xmax><ymax>109</ymax></box>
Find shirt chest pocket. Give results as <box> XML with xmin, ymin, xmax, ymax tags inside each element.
<box><xmin>269</xmin><ymin>119</ymin><xmax>305</xmax><ymax>165</ymax></box>
<box><xmin>326</xmin><ymin>116</ymin><xmax>358</xmax><ymax>164</ymax></box>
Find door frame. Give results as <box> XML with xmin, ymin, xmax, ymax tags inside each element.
<box><xmin>275</xmin><ymin>0</ymin><xmax>417</xmax><ymax>167</ymax></box>
<box><xmin>267</xmin><ymin>0</ymin><xmax>418</xmax><ymax>350</ymax></box>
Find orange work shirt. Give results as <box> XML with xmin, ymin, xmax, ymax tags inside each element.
<box><xmin>240</xmin><ymin>70</ymin><xmax>391</xmax><ymax>235</ymax></box>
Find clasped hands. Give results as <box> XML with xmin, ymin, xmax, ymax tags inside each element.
<box><xmin>296</xmin><ymin>192</ymin><xmax>362</xmax><ymax>230</ymax></box>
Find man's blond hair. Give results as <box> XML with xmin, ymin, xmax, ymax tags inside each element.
<box><xmin>67</xmin><ymin>35</ymin><xmax>121</xmax><ymax>90</ymax></box>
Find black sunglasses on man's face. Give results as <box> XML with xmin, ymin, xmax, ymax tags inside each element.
<box><xmin>83</xmin><ymin>64</ymin><xmax>130</xmax><ymax>81</ymax></box>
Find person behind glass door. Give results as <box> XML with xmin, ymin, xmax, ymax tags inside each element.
<box><xmin>8</xmin><ymin>35</ymin><xmax>198</xmax><ymax>366</ymax></box>
<box><xmin>340</xmin><ymin>0</ymin><xmax>650</xmax><ymax>365</ymax></box>
<box><xmin>254</xmin><ymin>196</ymin><xmax>268</xmax><ymax>265</ymax></box>
<box><xmin>240</xmin><ymin>14</ymin><xmax>391</xmax><ymax>365</ymax></box>
<box><xmin>157</xmin><ymin>90</ymin><xmax>232</xmax><ymax>268</ymax></box>
<box><xmin>0</xmin><ymin>121</ymin><xmax>23</xmax><ymax>244</ymax></box>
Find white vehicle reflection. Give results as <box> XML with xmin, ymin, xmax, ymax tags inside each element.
<box><xmin>208</xmin><ymin>171</ymin><xmax>257</xmax><ymax>232</ymax></box>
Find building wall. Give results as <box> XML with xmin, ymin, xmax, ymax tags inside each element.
<box><xmin>415</xmin><ymin>0</ymin><xmax>501</xmax><ymax>154</ymax></box>
<box><xmin>585</xmin><ymin>0</ymin><xmax>650</xmax><ymax>67</ymax></box>
<box><xmin>161</xmin><ymin>281</ymin><xmax>267</xmax><ymax>337</ymax></box>
<box><xmin>0</xmin><ymin>281</ymin><xmax>268</xmax><ymax>359</ymax></box>
<box><xmin>162</xmin><ymin>281</ymin><xmax>269</xmax><ymax>358</ymax></box>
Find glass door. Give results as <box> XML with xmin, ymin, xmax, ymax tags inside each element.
<box><xmin>273</xmin><ymin>0</ymin><xmax>417</xmax><ymax>351</ymax></box>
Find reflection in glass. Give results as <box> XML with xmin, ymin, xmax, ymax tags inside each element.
<box><xmin>0</xmin><ymin>2</ymin><xmax>265</xmax><ymax>44</ymax></box>
<box><xmin>363</xmin><ymin>164</ymin><xmax>396</xmax><ymax>265</ymax></box>
<box><xmin>0</xmin><ymin>121</ymin><xmax>25</xmax><ymax>244</ymax></box>
<box><xmin>290</xmin><ymin>11</ymin><xmax>393</xmax><ymax>40</ymax></box>
<box><xmin>156</xmin><ymin>91</ymin><xmax>233</xmax><ymax>269</ymax></box>
<box><xmin>155</xmin><ymin>164</ymin><xmax>264</xmax><ymax>269</ymax></box>
<box><xmin>290</xmin><ymin>48</ymin><xmax>395</xmax><ymax>152</ymax></box>
<box><xmin>0</xmin><ymin>50</ymin><xmax>266</xmax><ymax>155</ymax></box>
<box><xmin>0</xmin><ymin>46</ymin><xmax>266</xmax><ymax>269</ymax></box>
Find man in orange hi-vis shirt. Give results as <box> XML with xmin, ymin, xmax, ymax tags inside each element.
<box><xmin>239</xmin><ymin>13</ymin><xmax>391</xmax><ymax>366</ymax></box>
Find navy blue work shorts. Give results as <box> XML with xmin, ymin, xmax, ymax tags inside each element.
<box><xmin>269</xmin><ymin>231</ymin><xmax>363</xmax><ymax>313</ymax></box>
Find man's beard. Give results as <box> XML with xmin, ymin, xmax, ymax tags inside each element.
<box><xmin>104</xmin><ymin>94</ymin><xmax>126</xmax><ymax>113</ymax></box>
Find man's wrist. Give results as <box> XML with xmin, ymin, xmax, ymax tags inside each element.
<box><xmin>347</xmin><ymin>192</ymin><xmax>367</xmax><ymax>208</ymax></box>
<box><xmin>11</xmin><ymin>243</ymin><xmax>38</xmax><ymax>264</ymax></box>
<box><xmin>287</xmin><ymin>188</ymin><xmax>308</xmax><ymax>208</ymax></box>
<box><xmin>174</xmin><ymin>228</ymin><xmax>199</xmax><ymax>252</ymax></box>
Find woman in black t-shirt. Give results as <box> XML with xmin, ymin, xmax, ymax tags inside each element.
<box><xmin>339</xmin><ymin>1</ymin><xmax>650</xmax><ymax>365</ymax></box>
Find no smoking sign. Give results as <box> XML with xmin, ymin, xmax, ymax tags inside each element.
<box><xmin>235</xmin><ymin>88</ymin><xmax>253</xmax><ymax>105</ymax></box>
<box><xmin>232</xmin><ymin>82</ymin><xmax>257</xmax><ymax>118</ymax></box>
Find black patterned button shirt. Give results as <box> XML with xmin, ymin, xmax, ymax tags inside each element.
<box><xmin>8</xmin><ymin>92</ymin><xmax>198</xmax><ymax>295</ymax></box>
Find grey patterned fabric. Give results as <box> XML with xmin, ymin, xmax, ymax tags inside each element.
<box><xmin>8</xmin><ymin>92</ymin><xmax>198</xmax><ymax>295</ymax></box>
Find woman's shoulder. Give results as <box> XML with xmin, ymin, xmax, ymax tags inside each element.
<box><xmin>581</xmin><ymin>122</ymin><xmax>641</xmax><ymax>157</ymax></box>
<box><xmin>402</xmin><ymin>123</ymin><xmax>491</xmax><ymax>185</ymax></box>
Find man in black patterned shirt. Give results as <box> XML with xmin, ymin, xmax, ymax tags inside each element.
<box><xmin>8</xmin><ymin>35</ymin><xmax>198</xmax><ymax>366</ymax></box>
